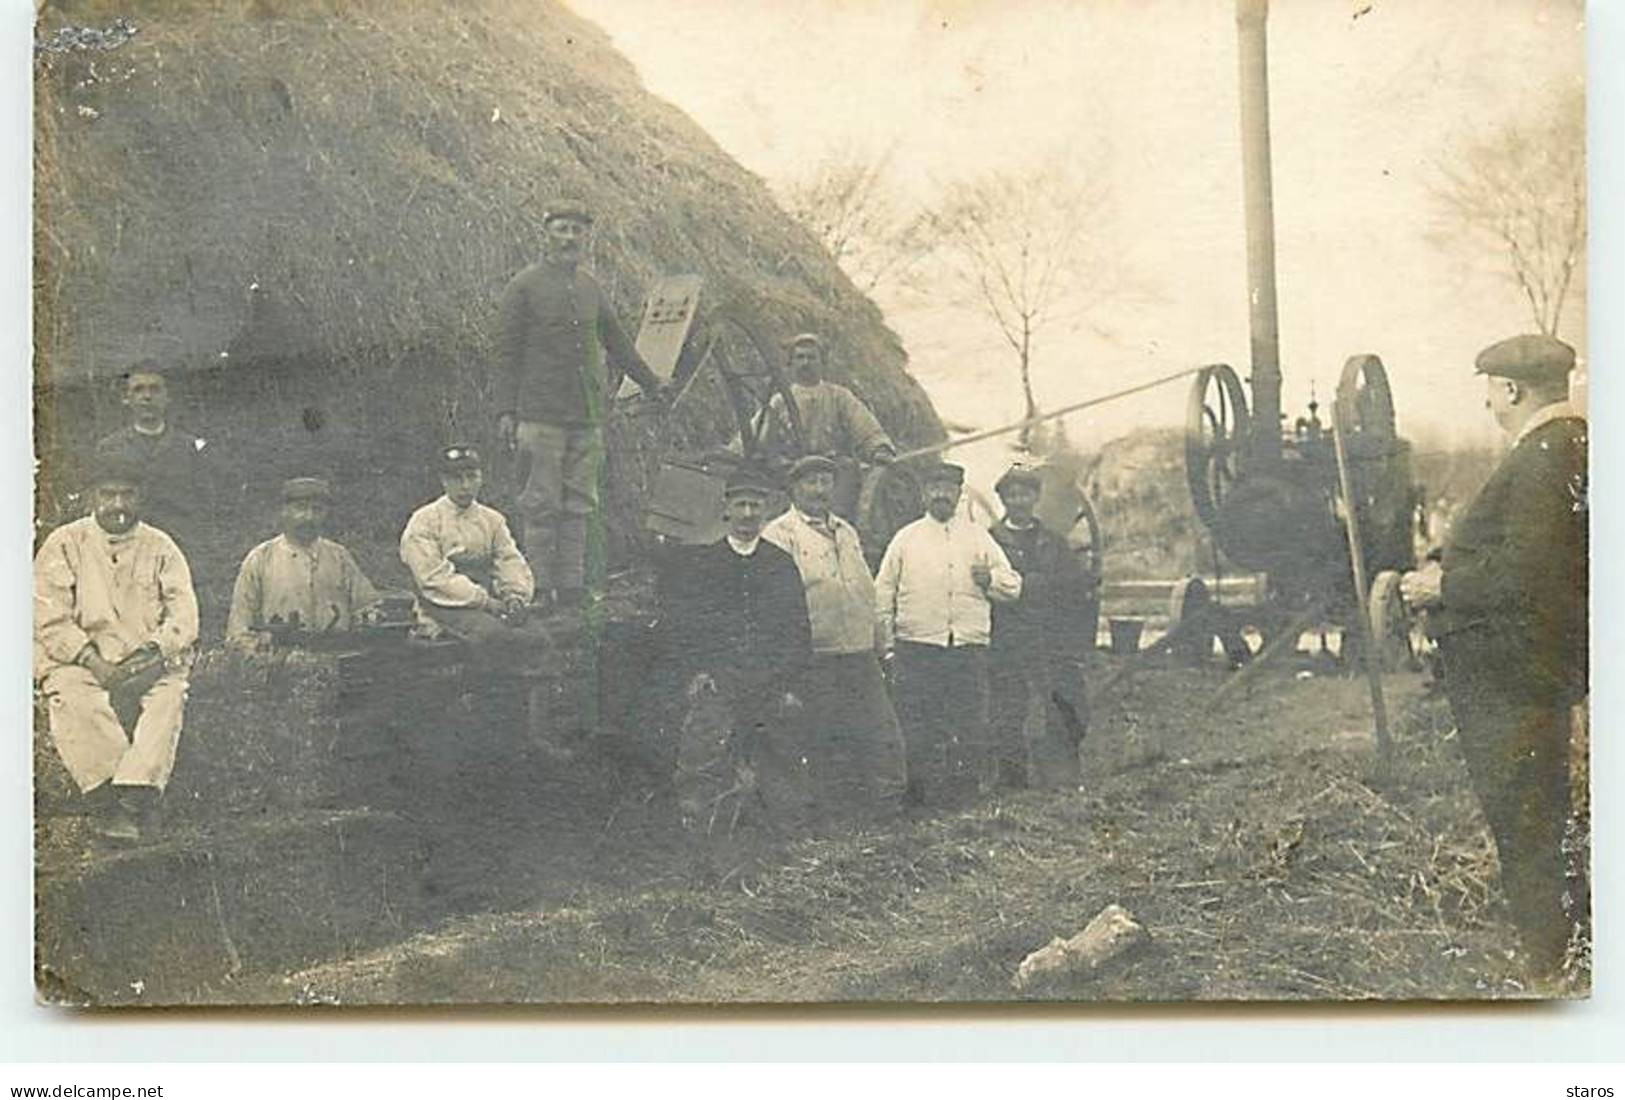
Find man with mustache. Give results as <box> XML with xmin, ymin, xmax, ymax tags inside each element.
<box><xmin>93</xmin><ymin>362</ymin><xmax>210</xmax><ymax>545</ymax></box>
<box><xmin>763</xmin><ymin>454</ymin><xmax>907</xmax><ymax>824</ymax></box>
<box><xmin>226</xmin><ymin>477</ymin><xmax>380</xmax><ymax>642</ymax></box>
<box><xmin>495</xmin><ymin>198</ymin><xmax>670</xmax><ymax>611</ymax></box>
<box><xmin>1400</xmin><ymin>333</ymin><xmax>1588</xmax><ymax>986</ymax></box>
<box><xmin>875</xmin><ymin>462</ymin><xmax>1022</xmax><ymax>806</ymax></box>
<box><xmin>34</xmin><ymin>457</ymin><xmax>200</xmax><ymax>842</ymax></box>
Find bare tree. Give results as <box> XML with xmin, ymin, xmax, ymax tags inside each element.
<box><xmin>925</xmin><ymin>166</ymin><xmax>1110</xmax><ymax>446</ymax></box>
<box><xmin>779</xmin><ymin>144</ymin><xmax>930</xmax><ymax>295</ymax></box>
<box><xmin>1433</xmin><ymin>88</ymin><xmax>1585</xmax><ymax>337</ymax></box>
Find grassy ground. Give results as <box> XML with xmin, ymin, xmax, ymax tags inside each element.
<box><xmin>251</xmin><ymin>659</ymin><xmax>1555</xmax><ymax>1006</ymax></box>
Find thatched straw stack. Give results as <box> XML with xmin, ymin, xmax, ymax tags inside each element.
<box><xmin>34</xmin><ymin>0</ymin><xmax>942</xmax><ymax>571</ymax></box>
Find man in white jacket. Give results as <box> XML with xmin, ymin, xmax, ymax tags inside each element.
<box><xmin>875</xmin><ymin>462</ymin><xmax>1021</xmax><ymax>806</ymax></box>
<box><xmin>34</xmin><ymin>457</ymin><xmax>199</xmax><ymax>841</ymax></box>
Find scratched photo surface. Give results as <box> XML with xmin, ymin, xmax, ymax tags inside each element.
<box><xmin>31</xmin><ymin>0</ymin><xmax>1587</xmax><ymax>1006</ymax></box>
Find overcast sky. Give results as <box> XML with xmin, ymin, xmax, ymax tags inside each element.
<box><xmin>569</xmin><ymin>0</ymin><xmax>1584</xmax><ymax>460</ymax></box>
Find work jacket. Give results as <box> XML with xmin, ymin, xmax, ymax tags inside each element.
<box><xmin>875</xmin><ymin>514</ymin><xmax>1021</xmax><ymax>649</ymax></box>
<box><xmin>762</xmin><ymin>506</ymin><xmax>877</xmax><ymax>655</ymax></box>
<box><xmin>34</xmin><ymin>517</ymin><xmax>199</xmax><ymax>680</ymax></box>
<box><xmin>496</xmin><ymin>261</ymin><xmax>661</xmax><ymax>427</ymax></box>
<box><xmin>988</xmin><ymin>518</ymin><xmax>1093</xmax><ymax>661</ymax></box>
<box><xmin>762</xmin><ymin>381</ymin><xmax>893</xmax><ymax>462</ymax></box>
<box><xmin>226</xmin><ymin>534</ymin><xmax>380</xmax><ymax>638</ymax></box>
<box><xmin>400</xmin><ymin>496</ymin><xmax>534</xmax><ymax>611</ymax></box>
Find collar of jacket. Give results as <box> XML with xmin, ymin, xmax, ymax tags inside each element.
<box><xmin>1513</xmin><ymin>400</ymin><xmax>1583</xmax><ymax>447</ymax></box>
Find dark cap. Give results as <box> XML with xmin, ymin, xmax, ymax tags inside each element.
<box><xmin>122</xmin><ymin>357</ymin><xmax>169</xmax><ymax>382</ymax></box>
<box><xmin>1474</xmin><ymin>334</ymin><xmax>1576</xmax><ymax>386</ymax></box>
<box><xmin>439</xmin><ymin>445</ymin><xmax>483</xmax><ymax>473</ymax></box>
<box><xmin>282</xmin><ymin>476</ymin><xmax>332</xmax><ymax>503</ymax></box>
<box><xmin>923</xmin><ymin>461</ymin><xmax>965</xmax><ymax>486</ymax></box>
<box><xmin>995</xmin><ymin>463</ymin><xmax>1043</xmax><ymax>497</ymax></box>
<box><xmin>87</xmin><ymin>453</ymin><xmax>145</xmax><ymax>489</ymax></box>
<box><xmin>788</xmin><ymin>453</ymin><xmax>838</xmax><ymax>482</ymax></box>
<box><xmin>787</xmin><ymin>332</ymin><xmax>823</xmax><ymax>352</ymax></box>
<box><xmin>723</xmin><ymin>464</ymin><xmax>777</xmax><ymax>499</ymax></box>
<box><xmin>542</xmin><ymin>198</ymin><xmax>594</xmax><ymax>225</ymax></box>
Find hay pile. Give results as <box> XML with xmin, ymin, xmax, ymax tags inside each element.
<box><xmin>34</xmin><ymin>0</ymin><xmax>943</xmax><ymax>558</ymax></box>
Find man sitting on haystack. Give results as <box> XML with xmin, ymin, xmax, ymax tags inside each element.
<box><xmin>34</xmin><ymin>457</ymin><xmax>199</xmax><ymax>842</ymax></box>
<box><xmin>495</xmin><ymin>197</ymin><xmax>670</xmax><ymax>611</ymax></box>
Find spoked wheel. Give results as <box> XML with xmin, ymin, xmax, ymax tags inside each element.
<box><xmin>856</xmin><ymin>462</ymin><xmax>922</xmax><ymax>567</ymax></box>
<box><xmin>1334</xmin><ymin>354</ymin><xmax>1397</xmax><ymax>453</ymax></box>
<box><xmin>704</xmin><ymin>310</ymin><xmax>803</xmax><ymax>461</ymax></box>
<box><xmin>1367</xmin><ymin>569</ymin><xmax>1416</xmax><ymax>672</ymax></box>
<box><xmin>1185</xmin><ymin>363</ymin><xmax>1251</xmax><ymax>528</ymax></box>
<box><xmin>1334</xmin><ymin>354</ymin><xmax>1416</xmax><ymax>574</ymax></box>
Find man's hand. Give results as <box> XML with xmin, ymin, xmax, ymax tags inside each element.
<box><xmin>871</xmin><ymin>445</ymin><xmax>897</xmax><ymax>466</ymax></box>
<box><xmin>649</xmin><ymin>381</ymin><xmax>675</xmax><ymax>409</ymax></box>
<box><xmin>970</xmin><ymin>562</ymin><xmax>993</xmax><ymax>589</ymax></box>
<box><xmin>777</xmin><ymin>691</ymin><xmax>804</xmax><ymax>717</ymax></box>
<box><xmin>496</xmin><ymin>412</ymin><xmax>518</xmax><ymax>450</ymax></box>
<box><xmin>1399</xmin><ymin>560</ymin><xmax>1444</xmax><ymax>611</ymax></box>
<box><xmin>501</xmin><ymin>594</ymin><xmax>530</xmax><ymax>621</ymax></box>
<box><xmin>80</xmin><ymin>648</ymin><xmax>123</xmax><ymax>689</ymax></box>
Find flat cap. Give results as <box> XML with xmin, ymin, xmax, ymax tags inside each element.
<box><xmin>787</xmin><ymin>453</ymin><xmax>838</xmax><ymax>481</ymax></box>
<box><xmin>723</xmin><ymin>464</ymin><xmax>777</xmax><ymax>498</ymax></box>
<box><xmin>439</xmin><ymin>444</ymin><xmax>483</xmax><ymax>472</ymax></box>
<box><xmin>281</xmin><ymin>476</ymin><xmax>332</xmax><ymax>502</ymax></box>
<box><xmin>786</xmin><ymin>332</ymin><xmax>824</xmax><ymax>351</ymax></box>
<box><xmin>1475</xmin><ymin>334</ymin><xmax>1575</xmax><ymax>386</ymax></box>
<box><xmin>994</xmin><ymin>463</ymin><xmax>1044</xmax><ymax>497</ymax></box>
<box><xmin>87</xmin><ymin>453</ymin><xmax>145</xmax><ymax>488</ymax></box>
<box><xmin>542</xmin><ymin>198</ymin><xmax>594</xmax><ymax>225</ymax></box>
<box><xmin>923</xmin><ymin>461</ymin><xmax>965</xmax><ymax>486</ymax></box>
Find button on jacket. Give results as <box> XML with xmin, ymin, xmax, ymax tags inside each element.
<box><xmin>400</xmin><ymin>496</ymin><xmax>535</xmax><ymax>610</ymax></box>
<box><xmin>762</xmin><ymin>506</ymin><xmax>877</xmax><ymax>655</ymax></box>
<box><xmin>496</xmin><ymin>262</ymin><xmax>661</xmax><ymax>427</ymax></box>
<box><xmin>875</xmin><ymin>515</ymin><xmax>1022</xmax><ymax>649</ymax></box>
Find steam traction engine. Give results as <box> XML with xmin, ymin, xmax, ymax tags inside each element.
<box><xmin>1176</xmin><ymin>0</ymin><xmax>1419</xmax><ymax>666</ymax></box>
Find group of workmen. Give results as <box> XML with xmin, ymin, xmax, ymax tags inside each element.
<box><xmin>32</xmin><ymin>197</ymin><xmax>1588</xmax><ymax>988</ymax></box>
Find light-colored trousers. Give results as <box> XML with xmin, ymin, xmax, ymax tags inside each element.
<box><xmin>515</xmin><ymin>420</ymin><xmax>604</xmax><ymax>594</ymax></box>
<box><xmin>39</xmin><ymin>664</ymin><xmax>188</xmax><ymax>792</ymax></box>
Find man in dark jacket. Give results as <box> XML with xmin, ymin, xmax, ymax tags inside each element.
<box><xmin>94</xmin><ymin>362</ymin><xmax>211</xmax><ymax>562</ymax></box>
<box><xmin>495</xmin><ymin>199</ymin><xmax>669</xmax><ymax>609</ymax></box>
<box><xmin>1401</xmin><ymin>333</ymin><xmax>1588</xmax><ymax>985</ymax></box>
<box><xmin>661</xmin><ymin>466</ymin><xmax>814</xmax><ymax>831</ymax></box>
<box><xmin>988</xmin><ymin>463</ymin><xmax>1092</xmax><ymax>790</ymax></box>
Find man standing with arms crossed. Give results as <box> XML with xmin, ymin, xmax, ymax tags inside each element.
<box><xmin>496</xmin><ymin>199</ymin><xmax>669</xmax><ymax>610</ymax></box>
<box><xmin>1400</xmin><ymin>334</ymin><xmax>1588</xmax><ymax>987</ymax></box>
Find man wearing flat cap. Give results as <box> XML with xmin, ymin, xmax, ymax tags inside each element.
<box><xmin>876</xmin><ymin>461</ymin><xmax>1022</xmax><ymax>805</ymax></box>
<box><xmin>1401</xmin><ymin>333</ymin><xmax>1588</xmax><ymax>985</ymax></box>
<box><xmin>758</xmin><ymin>332</ymin><xmax>897</xmax><ymax>520</ymax></box>
<box><xmin>226</xmin><ymin>477</ymin><xmax>381</xmax><ymax>642</ymax></box>
<box><xmin>496</xmin><ymin>198</ymin><xmax>670</xmax><ymax>610</ymax></box>
<box><xmin>662</xmin><ymin>465</ymin><xmax>814</xmax><ymax>830</ymax></box>
<box><xmin>988</xmin><ymin>462</ymin><xmax>1092</xmax><ymax>790</ymax></box>
<box><xmin>34</xmin><ymin>456</ymin><xmax>199</xmax><ymax>842</ymax></box>
<box><xmin>764</xmin><ymin>453</ymin><xmax>908</xmax><ymax>823</ymax></box>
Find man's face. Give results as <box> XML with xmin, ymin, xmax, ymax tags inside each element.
<box><xmin>543</xmin><ymin>216</ymin><xmax>589</xmax><ymax>267</ymax></box>
<box><xmin>789</xmin><ymin>470</ymin><xmax>835</xmax><ymax>517</ymax></box>
<box><xmin>1485</xmin><ymin>376</ymin><xmax>1520</xmax><ymax>435</ymax></box>
<box><xmin>923</xmin><ymin>479</ymin><xmax>961</xmax><ymax>522</ymax></box>
<box><xmin>123</xmin><ymin>372</ymin><xmax>169</xmax><ymax>425</ymax></box>
<box><xmin>442</xmin><ymin>468</ymin><xmax>483</xmax><ymax>508</ymax></box>
<box><xmin>1000</xmin><ymin>482</ymin><xmax>1041</xmax><ymax>524</ymax></box>
<box><xmin>281</xmin><ymin>498</ymin><xmax>328</xmax><ymax>543</ymax></box>
<box><xmin>789</xmin><ymin>344</ymin><xmax>823</xmax><ymax>384</ymax></box>
<box><xmin>92</xmin><ymin>480</ymin><xmax>141</xmax><ymax>534</ymax></box>
<box><xmin>724</xmin><ymin>492</ymin><xmax>768</xmax><ymax>542</ymax></box>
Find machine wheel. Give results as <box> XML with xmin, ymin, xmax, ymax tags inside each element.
<box><xmin>1367</xmin><ymin>569</ymin><xmax>1415</xmax><ymax>672</ymax></box>
<box><xmin>1334</xmin><ymin>354</ymin><xmax>1397</xmax><ymax>447</ymax></box>
<box><xmin>856</xmin><ymin>462</ymin><xmax>922</xmax><ymax>567</ymax></box>
<box><xmin>1185</xmin><ymin>363</ymin><xmax>1251</xmax><ymax>528</ymax></box>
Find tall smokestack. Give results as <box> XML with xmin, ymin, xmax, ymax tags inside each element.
<box><xmin>1237</xmin><ymin>0</ymin><xmax>1282</xmax><ymax>464</ymax></box>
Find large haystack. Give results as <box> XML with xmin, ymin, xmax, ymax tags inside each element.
<box><xmin>34</xmin><ymin>0</ymin><xmax>942</xmax><ymax>584</ymax></box>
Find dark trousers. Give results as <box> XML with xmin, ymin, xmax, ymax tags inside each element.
<box><xmin>1440</xmin><ymin>642</ymin><xmax>1585</xmax><ymax>977</ymax></box>
<box><xmin>892</xmin><ymin>641</ymin><xmax>992</xmax><ymax>806</ymax></box>
<box><xmin>990</xmin><ymin>651</ymin><xmax>1086</xmax><ymax>790</ymax></box>
<box><xmin>674</xmin><ymin>672</ymin><xmax>810</xmax><ymax>834</ymax></box>
<box><xmin>804</xmin><ymin>652</ymin><xmax>908</xmax><ymax>824</ymax></box>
